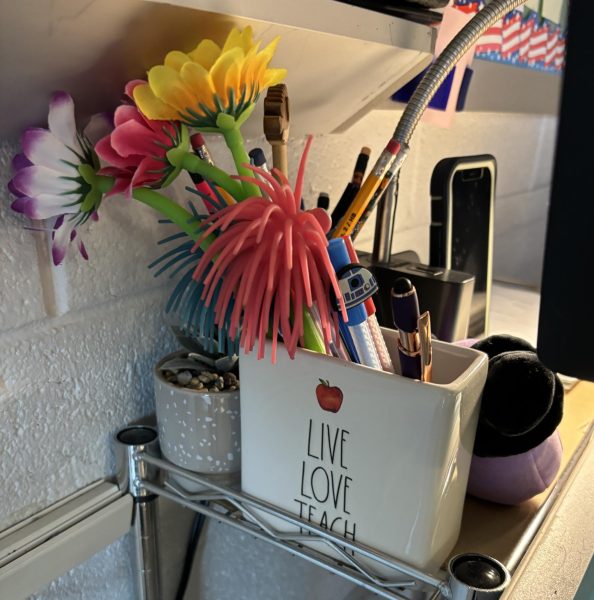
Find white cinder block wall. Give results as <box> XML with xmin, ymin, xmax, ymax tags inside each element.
<box><xmin>0</xmin><ymin>106</ymin><xmax>556</xmax><ymax>600</ymax></box>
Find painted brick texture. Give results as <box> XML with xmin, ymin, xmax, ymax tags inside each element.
<box><xmin>0</xmin><ymin>107</ymin><xmax>556</xmax><ymax>599</ymax></box>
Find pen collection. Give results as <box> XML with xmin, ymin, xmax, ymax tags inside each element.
<box><xmin>6</xmin><ymin>25</ymin><xmax>432</xmax><ymax>380</ymax></box>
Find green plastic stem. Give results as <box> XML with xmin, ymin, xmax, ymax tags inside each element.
<box><xmin>221</xmin><ymin>127</ymin><xmax>261</xmax><ymax>199</ymax></box>
<box><xmin>132</xmin><ymin>187</ymin><xmax>214</xmax><ymax>252</ymax></box>
<box><xmin>178</xmin><ymin>152</ymin><xmax>246</xmax><ymax>201</ymax></box>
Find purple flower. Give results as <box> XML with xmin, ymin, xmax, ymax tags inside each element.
<box><xmin>8</xmin><ymin>92</ymin><xmax>112</xmax><ymax>265</ymax></box>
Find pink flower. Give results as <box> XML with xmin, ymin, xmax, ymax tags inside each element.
<box><xmin>8</xmin><ymin>91</ymin><xmax>111</xmax><ymax>265</ymax></box>
<box><xmin>191</xmin><ymin>136</ymin><xmax>347</xmax><ymax>362</ymax></box>
<box><xmin>95</xmin><ymin>81</ymin><xmax>188</xmax><ymax>197</ymax></box>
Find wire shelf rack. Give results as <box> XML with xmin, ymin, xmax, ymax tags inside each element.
<box><xmin>136</xmin><ymin>453</ymin><xmax>449</xmax><ymax>600</ymax></box>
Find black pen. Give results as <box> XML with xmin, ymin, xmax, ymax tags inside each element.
<box><xmin>330</xmin><ymin>147</ymin><xmax>371</xmax><ymax>231</ymax></box>
<box><xmin>391</xmin><ymin>277</ymin><xmax>432</xmax><ymax>382</ymax></box>
<box><xmin>249</xmin><ymin>147</ymin><xmax>270</xmax><ymax>173</ymax></box>
<box><xmin>317</xmin><ymin>192</ymin><xmax>330</xmax><ymax>211</ymax></box>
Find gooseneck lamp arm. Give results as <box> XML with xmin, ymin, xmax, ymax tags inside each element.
<box><xmin>372</xmin><ymin>0</ymin><xmax>527</xmax><ymax>263</ymax></box>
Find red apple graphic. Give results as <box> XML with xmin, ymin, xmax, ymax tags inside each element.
<box><xmin>316</xmin><ymin>379</ymin><xmax>343</xmax><ymax>413</ymax></box>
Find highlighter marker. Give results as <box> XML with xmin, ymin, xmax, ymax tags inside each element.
<box><xmin>332</xmin><ymin>139</ymin><xmax>402</xmax><ymax>239</ymax></box>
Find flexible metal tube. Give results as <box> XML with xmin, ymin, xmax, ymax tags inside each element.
<box><xmin>394</xmin><ymin>0</ymin><xmax>526</xmax><ymax>145</ymax></box>
<box><xmin>371</xmin><ymin>0</ymin><xmax>527</xmax><ymax>261</ymax></box>
<box><xmin>372</xmin><ymin>175</ymin><xmax>400</xmax><ymax>264</ymax></box>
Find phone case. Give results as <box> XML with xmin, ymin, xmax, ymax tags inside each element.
<box><xmin>430</xmin><ymin>155</ymin><xmax>497</xmax><ymax>338</ymax></box>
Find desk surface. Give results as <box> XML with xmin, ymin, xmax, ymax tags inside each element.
<box><xmin>452</xmin><ymin>283</ymin><xmax>594</xmax><ymax>599</ymax></box>
<box><xmin>452</xmin><ymin>382</ymin><xmax>594</xmax><ymax>600</ymax></box>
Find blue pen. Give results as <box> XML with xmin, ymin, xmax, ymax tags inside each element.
<box><xmin>327</xmin><ymin>238</ymin><xmax>382</xmax><ymax>370</ymax></box>
<box><xmin>338</xmin><ymin>319</ymin><xmax>360</xmax><ymax>364</ymax></box>
<box><xmin>391</xmin><ymin>277</ymin><xmax>433</xmax><ymax>381</ymax></box>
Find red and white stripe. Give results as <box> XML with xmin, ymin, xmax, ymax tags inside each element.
<box><xmin>476</xmin><ymin>19</ymin><xmax>503</xmax><ymax>54</ymax></box>
<box><xmin>518</xmin><ymin>17</ymin><xmax>533</xmax><ymax>63</ymax></box>
<box><xmin>545</xmin><ymin>27</ymin><xmax>559</xmax><ymax>68</ymax></box>
<box><xmin>501</xmin><ymin>12</ymin><xmax>522</xmax><ymax>59</ymax></box>
<box><xmin>528</xmin><ymin>21</ymin><xmax>549</xmax><ymax>64</ymax></box>
<box><xmin>553</xmin><ymin>36</ymin><xmax>566</xmax><ymax>70</ymax></box>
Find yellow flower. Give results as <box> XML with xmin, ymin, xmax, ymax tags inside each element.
<box><xmin>134</xmin><ymin>27</ymin><xmax>287</xmax><ymax>129</ymax></box>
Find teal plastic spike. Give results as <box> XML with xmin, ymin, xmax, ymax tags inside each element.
<box><xmin>148</xmin><ymin>241</ymin><xmax>194</xmax><ymax>270</ymax></box>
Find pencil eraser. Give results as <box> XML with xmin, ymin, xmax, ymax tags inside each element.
<box><xmin>190</xmin><ymin>133</ymin><xmax>206</xmax><ymax>149</ymax></box>
<box><xmin>386</xmin><ymin>139</ymin><xmax>400</xmax><ymax>154</ymax></box>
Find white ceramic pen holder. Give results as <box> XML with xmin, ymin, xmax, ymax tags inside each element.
<box><xmin>239</xmin><ymin>327</ymin><xmax>488</xmax><ymax>573</ymax></box>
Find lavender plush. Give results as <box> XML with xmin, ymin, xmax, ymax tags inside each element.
<box><xmin>467</xmin><ymin>431</ymin><xmax>562</xmax><ymax>505</ymax></box>
<box><xmin>462</xmin><ymin>335</ymin><xmax>564</xmax><ymax>505</ymax></box>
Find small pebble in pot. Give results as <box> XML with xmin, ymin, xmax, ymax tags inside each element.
<box><xmin>176</xmin><ymin>370</ymin><xmax>193</xmax><ymax>386</ymax></box>
<box><xmin>163</xmin><ymin>358</ymin><xmax>239</xmax><ymax>391</ymax></box>
<box><xmin>223</xmin><ymin>372</ymin><xmax>238</xmax><ymax>387</ymax></box>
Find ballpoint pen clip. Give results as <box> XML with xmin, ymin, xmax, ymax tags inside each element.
<box><xmin>418</xmin><ymin>311</ymin><xmax>433</xmax><ymax>383</ymax></box>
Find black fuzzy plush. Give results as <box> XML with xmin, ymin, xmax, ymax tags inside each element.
<box><xmin>471</xmin><ymin>335</ymin><xmax>564</xmax><ymax>457</ymax></box>
<box><xmin>472</xmin><ymin>334</ymin><xmax>536</xmax><ymax>359</ymax></box>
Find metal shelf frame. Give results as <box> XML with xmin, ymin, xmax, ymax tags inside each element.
<box><xmin>138</xmin><ymin>453</ymin><xmax>448</xmax><ymax>600</ymax></box>
<box><xmin>115</xmin><ymin>424</ymin><xmax>511</xmax><ymax>600</ymax></box>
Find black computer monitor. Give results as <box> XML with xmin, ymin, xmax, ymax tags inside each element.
<box><xmin>537</xmin><ymin>2</ymin><xmax>594</xmax><ymax>381</ymax></box>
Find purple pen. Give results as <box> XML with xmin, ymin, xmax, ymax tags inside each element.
<box><xmin>391</xmin><ymin>277</ymin><xmax>432</xmax><ymax>381</ymax></box>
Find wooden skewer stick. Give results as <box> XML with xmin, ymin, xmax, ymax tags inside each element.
<box><xmin>263</xmin><ymin>84</ymin><xmax>290</xmax><ymax>178</ymax></box>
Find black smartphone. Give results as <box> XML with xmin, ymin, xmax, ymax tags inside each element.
<box><xmin>430</xmin><ymin>155</ymin><xmax>496</xmax><ymax>338</ymax></box>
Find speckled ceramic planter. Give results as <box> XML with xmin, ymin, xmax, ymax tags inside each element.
<box><xmin>154</xmin><ymin>351</ymin><xmax>241</xmax><ymax>491</ymax></box>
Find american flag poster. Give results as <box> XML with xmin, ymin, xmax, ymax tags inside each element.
<box><xmin>528</xmin><ymin>17</ymin><xmax>549</xmax><ymax>68</ymax></box>
<box><xmin>554</xmin><ymin>34</ymin><xmax>566</xmax><ymax>71</ymax></box>
<box><xmin>453</xmin><ymin>2</ymin><xmax>565</xmax><ymax>73</ymax></box>
<box><xmin>475</xmin><ymin>17</ymin><xmax>503</xmax><ymax>59</ymax></box>
<box><xmin>545</xmin><ymin>23</ymin><xmax>565</xmax><ymax>71</ymax></box>
<box><xmin>501</xmin><ymin>9</ymin><xmax>523</xmax><ymax>62</ymax></box>
<box><xmin>518</xmin><ymin>10</ymin><xmax>534</xmax><ymax>65</ymax></box>
<box><xmin>453</xmin><ymin>0</ymin><xmax>481</xmax><ymax>15</ymax></box>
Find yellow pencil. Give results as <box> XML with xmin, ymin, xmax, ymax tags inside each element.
<box><xmin>351</xmin><ymin>158</ymin><xmax>399</xmax><ymax>240</ymax></box>
<box><xmin>217</xmin><ymin>187</ymin><xmax>237</xmax><ymax>206</ymax></box>
<box><xmin>331</xmin><ymin>139</ymin><xmax>401</xmax><ymax>239</ymax></box>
